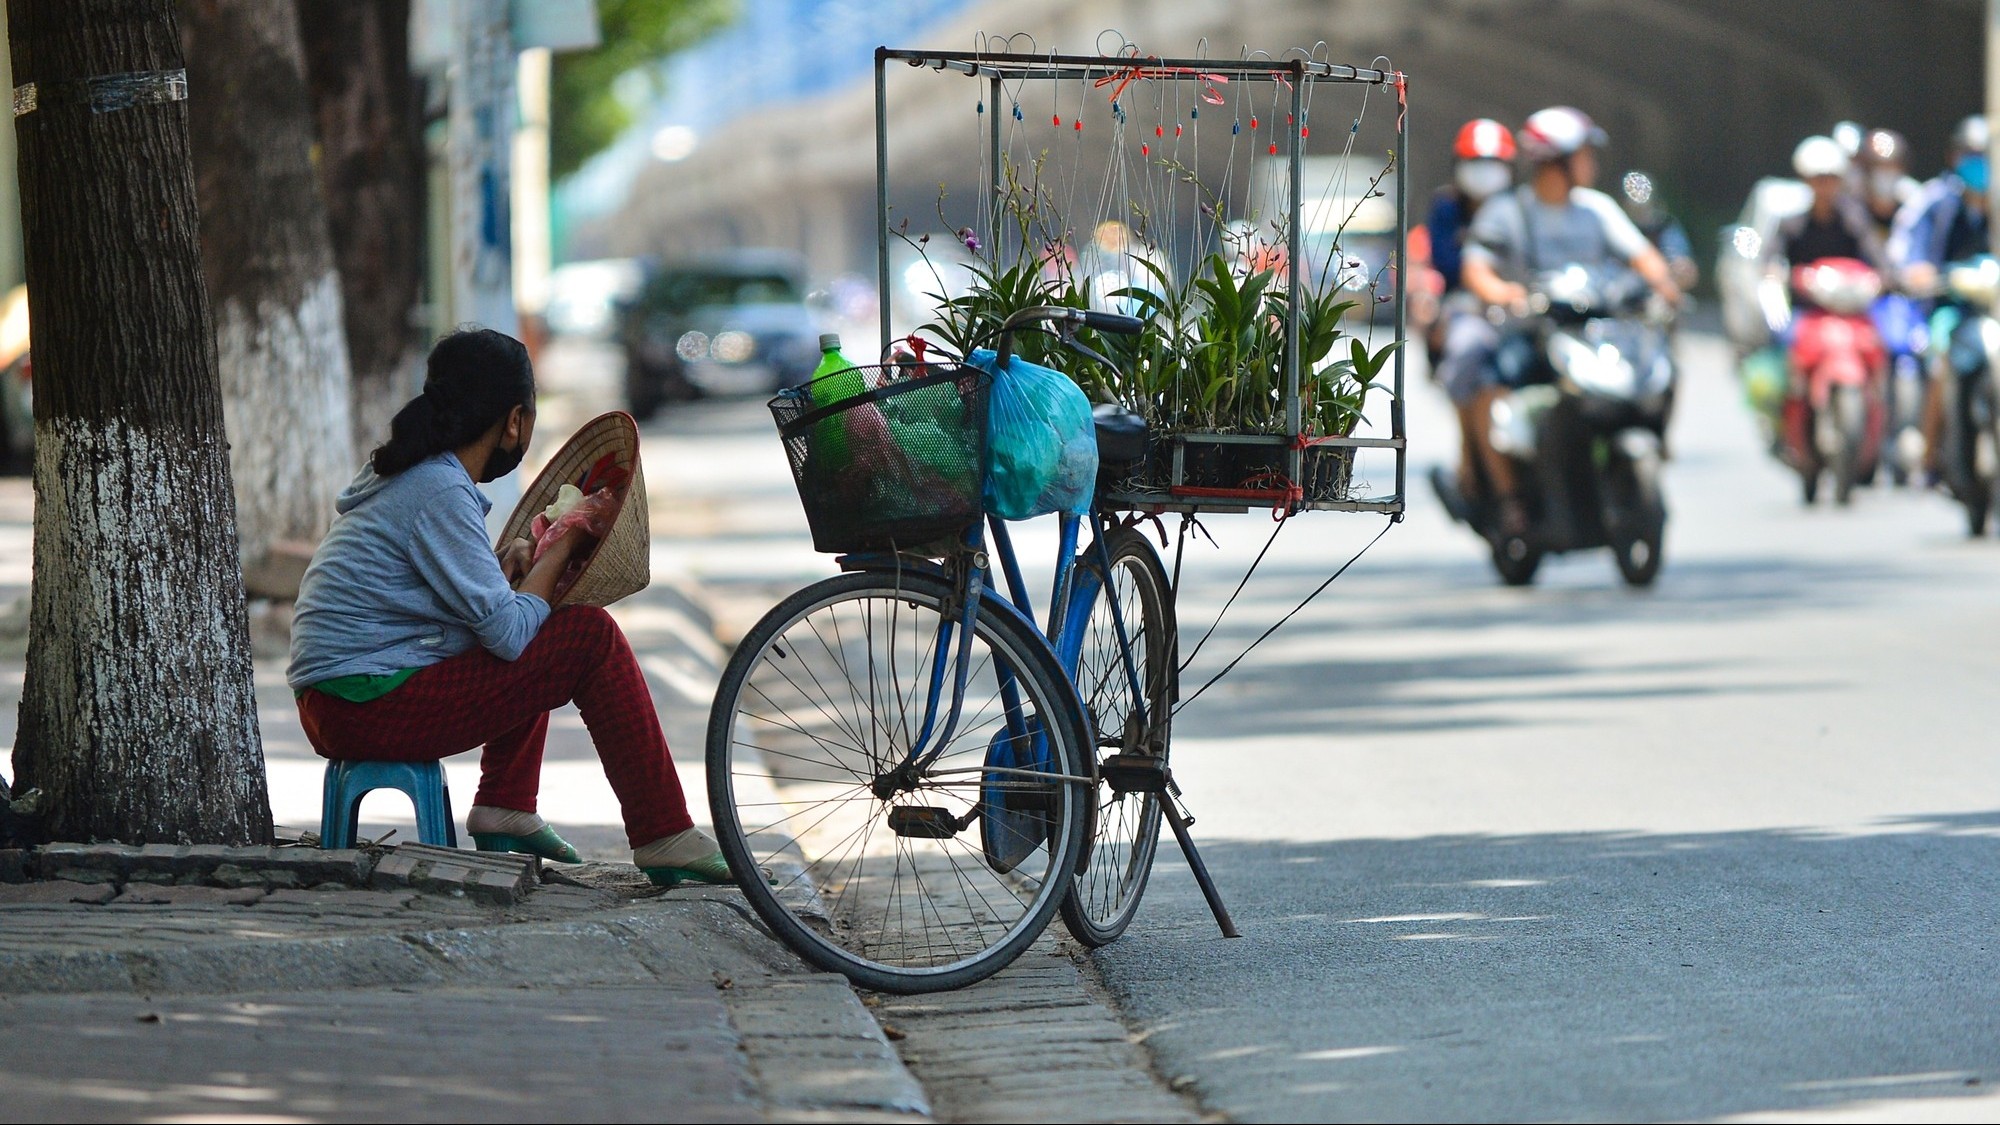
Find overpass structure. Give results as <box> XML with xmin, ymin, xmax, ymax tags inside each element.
<box><xmin>590</xmin><ymin>0</ymin><xmax>1979</xmax><ymax>280</ymax></box>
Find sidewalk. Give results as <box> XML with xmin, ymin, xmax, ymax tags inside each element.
<box><xmin>0</xmin><ymin>844</ymin><xmax>927</xmax><ymax>1121</ymax></box>
<box><xmin>0</xmin><ymin>379</ymin><xmax>930</xmax><ymax>1120</ymax></box>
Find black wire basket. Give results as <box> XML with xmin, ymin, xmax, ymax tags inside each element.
<box><xmin>771</xmin><ymin>362</ymin><xmax>991</xmax><ymax>555</ymax></box>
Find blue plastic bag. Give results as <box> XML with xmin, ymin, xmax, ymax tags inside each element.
<box><xmin>969</xmin><ymin>348</ymin><xmax>1097</xmax><ymax>519</ymax></box>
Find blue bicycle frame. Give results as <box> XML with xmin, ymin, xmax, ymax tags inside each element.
<box><xmin>852</xmin><ymin>510</ymin><xmax>1150</xmax><ymax>790</ymax></box>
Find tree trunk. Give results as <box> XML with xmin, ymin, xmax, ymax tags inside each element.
<box><xmin>296</xmin><ymin>0</ymin><xmax>428</xmax><ymax>460</ymax></box>
<box><xmin>181</xmin><ymin>0</ymin><xmax>354</xmax><ymax>598</ymax></box>
<box><xmin>7</xmin><ymin>0</ymin><xmax>270</xmax><ymax>844</ymax></box>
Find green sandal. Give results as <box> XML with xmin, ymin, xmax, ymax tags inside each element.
<box><xmin>640</xmin><ymin>851</ymin><xmax>734</xmax><ymax>887</ymax></box>
<box><xmin>472</xmin><ymin>826</ymin><xmax>583</xmax><ymax>865</ymax></box>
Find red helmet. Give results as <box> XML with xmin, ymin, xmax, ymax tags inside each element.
<box><xmin>1454</xmin><ymin>118</ymin><xmax>1517</xmax><ymax>162</ymax></box>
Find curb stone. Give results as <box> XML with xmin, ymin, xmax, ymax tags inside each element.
<box><xmin>15</xmin><ymin>841</ymin><xmax>545</xmax><ymax>905</ymax></box>
<box><xmin>867</xmin><ymin>946</ymin><xmax>1208</xmax><ymax>1124</ymax></box>
<box><xmin>34</xmin><ymin>842</ymin><xmax>374</xmax><ymax>888</ymax></box>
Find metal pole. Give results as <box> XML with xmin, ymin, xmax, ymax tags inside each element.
<box><xmin>1286</xmin><ymin>62</ymin><xmax>1305</xmax><ymax>489</ymax></box>
<box><xmin>875</xmin><ymin>48</ymin><xmax>892</xmax><ymax>358</ymax></box>
<box><xmin>1989</xmin><ymin>1</ymin><xmax>2000</xmax><ymax>223</ymax></box>
<box><xmin>1392</xmin><ymin>75</ymin><xmax>1409</xmax><ymax>519</ymax></box>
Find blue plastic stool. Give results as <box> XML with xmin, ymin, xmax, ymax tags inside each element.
<box><xmin>319</xmin><ymin>760</ymin><xmax>457</xmax><ymax>849</ymax></box>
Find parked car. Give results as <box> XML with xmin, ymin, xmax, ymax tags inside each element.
<box><xmin>620</xmin><ymin>252</ymin><xmax>821</xmax><ymax>418</ymax></box>
<box><xmin>0</xmin><ymin>286</ymin><xmax>30</xmax><ymax>474</ymax></box>
<box><xmin>1716</xmin><ymin>176</ymin><xmax>1812</xmax><ymax>355</ymax></box>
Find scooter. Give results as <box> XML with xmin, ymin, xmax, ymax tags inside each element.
<box><xmin>1433</xmin><ymin>265</ymin><xmax>1675</xmax><ymax>588</ymax></box>
<box><xmin>1935</xmin><ymin>256</ymin><xmax>2000</xmax><ymax>535</ymax></box>
<box><xmin>1871</xmin><ymin>290</ymin><xmax>1930</xmax><ymax>485</ymax></box>
<box><xmin>1783</xmin><ymin>258</ymin><xmax>1887</xmax><ymax>506</ymax></box>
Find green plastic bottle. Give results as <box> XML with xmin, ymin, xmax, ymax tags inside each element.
<box><xmin>809</xmin><ymin>333</ymin><xmax>864</xmax><ymax>473</ymax></box>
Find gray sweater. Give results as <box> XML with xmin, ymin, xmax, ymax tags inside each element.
<box><xmin>286</xmin><ymin>453</ymin><xmax>550</xmax><ymax>693</ymax></box>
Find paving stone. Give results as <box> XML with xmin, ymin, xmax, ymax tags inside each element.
<box><xmin>0</xmin><ymin>880</ymin><xmax>116</xmax><ymax>905</ymax></box>
<box><xmin>369</xmin><ymin>843</ymin><xmax>538</xmax><ymax>905</ymax></box>
<box><xmin>260</xmin><ymin>887</ymin><xmax>417</xmax><ymax>910</ymax></box>
<box><xmin>111</xmin><ymin>885</ymin><xmax>267</xmax><ymax>907</ymax></box>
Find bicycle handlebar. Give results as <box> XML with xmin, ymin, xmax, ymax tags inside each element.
<box><xmin>1079</xmin><ymin>310</ymin><xmax>1144</xmax><ymax>335</ymax></box>
<box><xmin>994</xmin><ymin>306</ymin><xmax>1145</xmax><ymax>367</ymax></box>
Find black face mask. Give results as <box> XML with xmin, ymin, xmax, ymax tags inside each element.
<box><xmin>480</xmin><ymin>436</ymin><xmax>525</xmax><ymax>483</ymax></box>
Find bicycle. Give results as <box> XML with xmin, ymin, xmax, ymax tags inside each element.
<box><xmin>706</xmin><ymin>305</ymin><xmax>1236</xmax><ymax>993</ymax></box>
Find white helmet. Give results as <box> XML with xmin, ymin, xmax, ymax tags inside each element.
<box><xmin>1793</xmin><ymin>135</ymin><xmax>1850</xmax><ymax>180</ymax></box>
<box><xmin>1519</xmin><ymin>106</ymin><xmax>1608</xmax><ymax>164</ymax></box>
<box><xmin>1830</xmin><ymin>120</ymin><xmax>1865</xmax><ymax>158</ymax></box>
<box><xmin>1954</xmin><ymin>114</ymin><xmax>1990</xmax><ymax>155</ymax></box>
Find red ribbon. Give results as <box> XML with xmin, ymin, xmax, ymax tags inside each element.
<box><xmin>1091</xmin><ymin>60</ymin><xmax>1229</xmax><ymax>106</ymax></box>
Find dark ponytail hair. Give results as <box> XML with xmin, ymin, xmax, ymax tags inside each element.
<box><xmin>371</xmin><ymin>327</ymin><xmax>535</xmax><ymax>476</ymax></box>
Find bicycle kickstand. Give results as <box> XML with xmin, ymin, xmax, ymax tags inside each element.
<box><xmin>1163</xmin><ymin>782</ymin><xmax>1240</xmax><ymax>939</ymax></box>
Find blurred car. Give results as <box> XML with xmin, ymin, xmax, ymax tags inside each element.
<box><xmin>1717</xmin><ymin>176</ymin><xmax>1812</xmax><ymax>354</ymax></box>
<box><xmin>620</xmin><ymin>251</ymin><xmax>821</xmax><ymax>417</ymax></box>
<box><xmin>0</xmin><ymin>286</ymin><xmax>29</xmax><ymax>474</ymax></box>
<box><xmin>545</xmin><ymin>257</ymin><xmax>642</xmax><ymax>339</ymax></box>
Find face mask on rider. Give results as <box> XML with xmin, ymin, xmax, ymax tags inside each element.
<box><xmin>1957</xmin><ymin>154</ymin><xmax>1989</xmax><ymax>195</ymax></box>
<box><xmin>1455</xmin><ymin>159</ymin><xmax>1512</xmax><ymax>201</ymax></box>
<box><xmin>1868</xmin><ymin>169</ymin><xmax>1903</xmax><ymax>202</ymax></box>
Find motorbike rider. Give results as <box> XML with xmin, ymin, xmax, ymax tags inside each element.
<box><xmin>1428</xmin><ymin>119</ymin><xmax>1518</xmax><ymax>300</ymax></box>
<box><xmin>1428</xmin><ymin>118</ymin><xmax>1517</xmax><ymax>490</ymax></box>
<box><xmin>1456</xmin><ymin>106</ymin><xmax>1682</xmax><ymax>536</ymax></box>
<box><xmin>1765</xmin><ymin>136</ymin><xmax>1891</xmax><ymax>296</ymax></box>
<box><xmin>1889</xmin><ymin>115</ymin><xmax>1988</xmax><ymax>286</ymax></box>
<box><xmin>1895</xmin><ymin>115</ymin><xmax>1992</xmax><ymax>484</ymax></box>
<box><xmin>1856</xmin><ymin>128</ymin><xmax>1918</xmax><ymax>241</ymax></box>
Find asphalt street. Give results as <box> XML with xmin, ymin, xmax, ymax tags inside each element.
<box><xmin>1089</xmin><ymin>331</ymin><xmax>2000</xmax><ymax>1123</ymax></box>
<box><xmin>608</xmin><ymin>328</ymin><xmax>2000</xmax><ymax>1123</ymax></box>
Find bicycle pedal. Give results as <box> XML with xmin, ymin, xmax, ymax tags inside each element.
<box><xmin>887</xmin><ymin>805</ymin><xmax>961</xmax><ymax>839</ymax></box>
<box><xmin>1100</xmin><ymin>753</ymin><xmax>1171</xmax><ymax>794</ymax></box>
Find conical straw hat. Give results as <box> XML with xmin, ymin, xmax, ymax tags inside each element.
<box><xmin>498</xmin><ymin>410</ymin><xmax>650</xmax><ymax>608</ymax></box>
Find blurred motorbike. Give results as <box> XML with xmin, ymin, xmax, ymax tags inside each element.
<box><xmin>1870</xmin><ymin>290</ymin><xmax>1930</xmax><ymax>485</ymax></box>
<box><xmin>1934</xmin><ymin>256</ymin><xmax>2000</xmax><ymax>535</ymax></box>
<box><xmin>1433</xmin><ymin>264</ymin><xmax>1676</xmax><ymax>587</ymax></box>
<box><xmin>1783</xmin><ymin>258</ymin><xmax>1886</xmax><ymax>505</ymax></box>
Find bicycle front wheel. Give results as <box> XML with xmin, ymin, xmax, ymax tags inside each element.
<box><xmin>1059</xmin><ymin>526</ymin><xmax>1175</xmax><ymax>947</ymax></box>
<box><xmin>707</xmin><ymin>570</ymin><xmax>1091</xmax><ymax>993</ymax></box>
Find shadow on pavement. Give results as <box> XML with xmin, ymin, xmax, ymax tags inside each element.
<box><xmin>1097</xmin><ymin>815</ymin><xmax>2000</xmax><ymax>1123</ymax></box>
<box><xmin>0</xmin><ymin>986</ymin><xmax>758</xmax><ymax>1123</ymax></box>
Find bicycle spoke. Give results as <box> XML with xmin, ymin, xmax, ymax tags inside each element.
<box><xmin>711</xmin><ymin>572</ymin><xmax>1085</xmax><ymax>988</ymax></box>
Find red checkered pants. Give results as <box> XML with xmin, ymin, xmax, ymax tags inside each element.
<box><xmin>296</xmin><ymin>606</ymin><xmax>693</xmax><ymax>847</ymax></box>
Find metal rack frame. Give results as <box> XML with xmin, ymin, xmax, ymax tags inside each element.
<box><xmin>872</xmin><ymin>47</ymin><xmax>1409</xmax><ymax>517</ymax></box>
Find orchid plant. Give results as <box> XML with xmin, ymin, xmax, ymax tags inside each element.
<box><xmin>896</xmin><ymin>153</ymin><xmax>1398</xmax><ymax>442</ymax></box>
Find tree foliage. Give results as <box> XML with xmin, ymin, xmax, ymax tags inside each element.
<box><xmin>549</xmin><ymin>0</ymin><xmax>733</xmax><ymax>181</ymax></box>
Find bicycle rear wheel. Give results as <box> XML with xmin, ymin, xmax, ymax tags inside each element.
<box><xmin>707</xmin><ymin>569</ymin><xmax>1091</xmax><ymax>993</ymax></box>
<box><xmin>1059</xmin><ymin>526</ymin><xmax>1175</xmax><ymax>947</ymax></box>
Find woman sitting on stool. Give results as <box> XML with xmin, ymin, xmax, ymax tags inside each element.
<box><xmin>287</xmin><ymin>327</ymin><xmax>730</xmax><ymax>886</ymax></box>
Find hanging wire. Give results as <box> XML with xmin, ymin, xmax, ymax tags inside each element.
<box><xmin>1177</xmin><ymin>515</ymin><xmax>1287</xmax><ymax>674</ymax></box>
<box><xmin>1173</xmin><ymin>516</ymin><xmax>1394</xmax><ymax>715</ymax></box>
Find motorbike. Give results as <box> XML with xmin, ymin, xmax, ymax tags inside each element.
<box><xmin>1934</xmin><ymin>256</ymin><xmax>2000</xmax><ymax>535</ymax></box>
<box><xmin>1871</xmin><ymin>290</ymin><xmax>1931</xmax><ymax>486</ymax></box>
<box><xmin>1432</xmin><ymin>264</ymin><xmax>1675</xmax><ymax>588</ymax></box>
<box><xmin>1782</xmin><ymin>258</ymin><xmax>1887</xmax><ymax>505</ymax></box>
